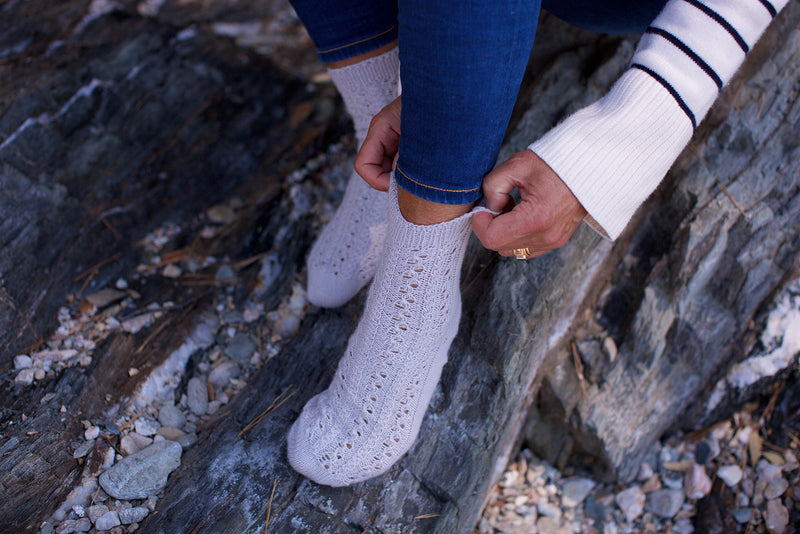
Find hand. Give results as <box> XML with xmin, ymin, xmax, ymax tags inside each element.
<box><xmin>354</xmin><ymin>96</ymin><xmax>402</xmax><ymax>192</ymax></box>
<box><xmin>472</xmin><ymin>150</ymin><xmax>587</xmax><ymax>258</ymax></box>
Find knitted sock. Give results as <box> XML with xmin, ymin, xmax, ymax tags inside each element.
<box><xmin>306</xmin><ymin>48</ymin><xmax>400</xmax><ymax>308</ymax></box>
<box><xmin>289</xmin><ymin>180</ymin><xmax>479</xmax><ymax>486</ymax></box>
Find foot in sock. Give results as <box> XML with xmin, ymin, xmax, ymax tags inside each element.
<box><xmin>306</xmin><ymin>48</ymin><xmax>400</xmax><ymax>308</ymax></box>
<box><xmin>288</xmin><ymin>181</ymin><xmax>479</xmax><ymax>486</ymax></box>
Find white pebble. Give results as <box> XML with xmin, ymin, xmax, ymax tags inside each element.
<box><xmin>14</xmin><ymin>368</ymin><xmax>36</xmax><ymax>386</ymax></box>
<box><xmin>14</xmin><ymin>354</ymin><xmax>32</xmax><ymax>369</ymax></box>
<box><xmin>717</xmin><ymin>465</ymin><xmax>743</xmax><ymax>487</ymax></box>
<box><xmin>84</xmin><ymin>426</ymin><xmax>100</xmax><ymax>441</ymax></box>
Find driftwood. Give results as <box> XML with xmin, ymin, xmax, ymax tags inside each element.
<box><xmin>1</xmin><ymin>0</ymin><xmax>799</xmax><ymax>532</ymax></box>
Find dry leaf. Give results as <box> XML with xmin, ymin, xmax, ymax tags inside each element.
<box><xmin>663</xmin><ymin>460</ymin><xmax>693</xmax><ymax>472</ymax></box>
<box><xmin>763</xmin><ymin>450</ymin><xmax>785</xmax><ymax>466</ymax></box>
<box><xmin>749</xmin><ymin>429</ymin><xmax>763</xmax><ymax>466</ymax></box>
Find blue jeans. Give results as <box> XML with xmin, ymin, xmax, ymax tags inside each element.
<box><xmin>290</xmin><ymin>0</ymin><xmax>667</xmax><ymax>204</ymax></box>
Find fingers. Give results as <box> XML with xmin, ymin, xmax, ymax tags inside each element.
<box><xmin>481</xmin><ymin>150</ymin><xmax>539</xmax><ymax>212</ymax></box>
<box><xmin>355</xmin><ymin>97</ymin><xmax>402</xmax><ymax>192</ymax></box>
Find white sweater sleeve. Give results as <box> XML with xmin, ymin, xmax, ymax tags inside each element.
<box><xmin>528</xmin><ymin>0</ymin><xmax>790</xmax><ymax>240</ymax></box>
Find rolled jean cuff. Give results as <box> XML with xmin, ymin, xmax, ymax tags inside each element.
<box><xmin>394</xmin><ymin>166</ymin><xmax>484</xmax><ymax>205</ymax></box>
<box><xmin>316</xmin><ymin>23</ymin><xmax>398</xmax><ymax>63</ymax></box>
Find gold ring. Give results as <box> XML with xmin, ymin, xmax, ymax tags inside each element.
<box><xmin>513</xmin><ymin>247</ymin><xmax>532</xmax><ymax>260</ymax></box>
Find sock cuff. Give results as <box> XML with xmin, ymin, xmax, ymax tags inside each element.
<box><xmin>328</xmin><ymin>48</ymin><xmax>400</xmax><ymax>89</ymax></box>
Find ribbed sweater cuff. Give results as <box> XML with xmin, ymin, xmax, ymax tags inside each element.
<box><xmin>528</xmin><ymin>68</ymin><xmax>693</xmax><ymax>240</ymax></box>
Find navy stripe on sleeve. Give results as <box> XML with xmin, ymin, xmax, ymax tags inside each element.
<box><xmin>645</xmin><ymin>27</ymin><xmax>723</xmax><ymax>89</ymax></box>
<box><xmin>756</xmin><ymin>0</ymin><xmax>777</xmax><ymax>17</ymax></box>
<box><xmin>681</xmin><ymin>0</ymin><xmax>750</xmax><ymax>53</ymax></box>
<box><xmin>631</xmin><ymin>63</ymin><xmax>698</xmax><ymax>129</ymax></box>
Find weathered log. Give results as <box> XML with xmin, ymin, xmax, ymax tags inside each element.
<box><xmin>1</xmin><ymin>0</ymin><xmax>799</xmax><ymax>533</ymax></box>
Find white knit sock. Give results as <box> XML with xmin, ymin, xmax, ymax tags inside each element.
<box><xmin>306</xmin><ymin>48</ymin><xmax>400</xmax><ymax>308</ymax></box>
<box><xmin>289</xmin><ymin>180</ymin><xmax>480</xmax><ymax>486</ymax></box>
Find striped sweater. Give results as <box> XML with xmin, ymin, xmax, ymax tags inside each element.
<box><xmin>529</xmin><ymin>0</ymin><xmax>790</xmax><ymax>240</ymax></box>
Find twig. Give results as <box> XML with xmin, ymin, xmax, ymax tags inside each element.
<box><xmin>264</xmin><ymin>479</ymin><xmax>279</xmax><ymax>534</ymax></box>
<box><xmin>413</xmin><ymin>513</ymin><xmax>440</xmax><ymax>520</ymax></box>
<box><xmin>102</xmin><ymin>217</ymin><xmax>122</xmax><ymax>241</ymax></box>
<box><xmin>231</xmin><ymin>252</ymin><xmax>267</xmax><ymax>271</ymax></box>
<box><xmin>571</xmin><ymin>341</ymin><xmax>588</xmax><ymax>401</ymax></box>
<box><xmin>238</xmin><ymin>386</ymin><xmax>296</xmax><ymax>438</ymax></box>
<box><xmin>73</xmin><ymin>253</ymin><xmax>122</xmax><ymax>282</ymax></box>
<box><xmin>134</xmin><ymin>316</ymin><xmax>174</xmax><ymax>355</ymax></box>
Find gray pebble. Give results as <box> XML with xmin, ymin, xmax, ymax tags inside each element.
<box><xmin>645</xmin><ymin>488</ymin><xmax>685</xmax><ymax>518</ymax></box>
<box><xmin>225</xmin><ymin>333</ymin><xmax>256</xmax><ymax>361</ymax></box>
<box><xmin>99</xmin><ymin>440</ymin><xmax>182</xmax><ymax>500</ymax></box>
<box><xmin>156</xmin><ymin>426</ymin><xmax>185</xmax><ymax>441</ymax></box>
<box><xmin>14</xmin><ymin>354</ymin><xmax>32</xmax><ymax>369</ymax></box>
<box><xmin>764</xmin><ymin>477</ymin><xmax>789</xmax><ymax>500</ymax></box>
<box><xmin>54</xmin><ymin>518</ymin><xmax>91</xmax><ymax>533</ymax></box>
<box><xmin>14</xmin><ymin>368</ymin><xmax>36</xmax><ymax>386</ymax></box>
<box><xmin>208</xmin><ymin>361</ymin><xmax>240</xmax><ymax>388</ymax></box>
<box><xmin>134</xmin><ymin>417</ymin><xmax>160</xmax><ymax>437</ymax></box>
<box><xmin>537</xmin><ymin>500</ymin><xmax>562</xmax><ymax>519</ymax></box>
<box><xmin>158</xmin><ymin>404</ymin><xmax>186</xmax><ymax>429</ymax></box>
<box><xmin>561</xmin><ymin>477</ymin><xmax>596</xmax><ymax>507</ymax></box>
<box><xmin>732</xmin><ymin>508</ymin><xmax>753</xmax><ymax>524</ymax></box>
<box><xmin>95</xmin><ymin>510</ymin><xmax>121</xmax><ymax>531</ymax></box>
<box><xmin>717</xmin><ymin>465</ymin><xmax>743</xmax><ymax>487</ymax></box>
<box><xmin>88</xmin><ymin>504</ymin><xmax>109</xmax><ymax>524</ymax></box>
<box><xmin>73</xmin><ymin>440</ymin><xmax>94</xmax><ymax>459</ymax></box>
<box><xmin>215</xmin><ymin>265</ymin><xmax>235</xmax><ymax>280</ymax></box>
<box><xmin>615</xmin><ymin>485</ymin><xmax>646</xmax><ymax>523</ymax></box>
<box><xmin>39</xmin><ymin>521</ymin><xmax>54</xmax><ymax>534</ymax></box>
<box><xmin>177</xmin><ymin>432</ymin><xmax>198</xmax><ymax>450</ymax></box>
<box><xmin>118</xmin><ymin>506</ymin><xmax>149</xmax><ymax>524</ymax></box>
<box><xmin>186</xmin><ymin>377</ymin><xmax>208</xmax><ymax>415</ymax></box>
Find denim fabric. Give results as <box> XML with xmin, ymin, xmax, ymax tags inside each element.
<box><xmin>291</xmin><ymin>0</ymin><xmax>667</xmax><ymax>204</ymax></box>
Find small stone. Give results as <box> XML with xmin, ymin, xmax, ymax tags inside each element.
<box><xmin>695</xmin><ymin>441</ymin><xmax>711</xmax><ymax>465</ymax></box>
<box><xmin>764</xmin><ymin>477</ymin><xmax>789</xmax><ymax>500</ymax></box>
<box><xmin>156</xmin><ymin>426</ymin><xmax>184</xmax><ymax>441</ymax></box>
<box><xmin>732</xmin><ymin>508</ymin><xmax>753</xmax><ymax>524</ymax></box>
<box><xmin>55</xmin><ymin>518</ymin><xmax>91</xmax><ymax>533</ymax></box>
<box><xmin>207</xmin><ymin>399</ymin><xmax>222</xmax><ymax>414</ymax></box>
<box><xmin>39</xmin><ymin>521</ymin><xmax>54</xmax><ymax>534</ymax></box>
<box><xmin>641</xmin><ymin>474</ymin><xmax>662</xmax><ymax>493</ymax></box>
<box><xmin>215</xmin><ymin>265</ymin><xmax>235</xmax><ymax>280</ymax></box>
<box><xmin>562</xmin><ymin>477</ymin><xmax>596</xmax><ymax>507</ymax></box>
<box><xmin>14</xmin><ymin>354</ymin><xmax>32</xmax><ymax>369</ymax></box>
<box><xmin>120</xmin><ymin>433</ymin><xmax>152</xmax><ymax>456</ymax></box>
<box><xmin>765</xmin><ymin>499</ymin><xmax>789</xmax><ymax>534</ymax></box>
<box><xmin>157</xmin><ymin>404</ymin><xmax>186</xmax><ymax>429</ymax></box>
<box><xmin>603</xmin><ymin>337</ymin><xmax>618</xmax><ymax>362</ymax></box>
<box><xmin>206</xmin><ymin>204</ymin><xmax>236</xmax><ymax>224</ymax></box>
<box><xmin>162</xmin><ymin>264</ymin><xmax>181</xmax><ymax>278</ymax></box>
<box><xmin>72</xmin><ymin>505</ymin><xmax>85</xmax><ymax>518</ymax></box>
<box><xmin>73</xmin><ymin>440</ymin><xmax>94</xmax><ymax>459</ymax></box>
<box><xmin>186</xmin><ymin>377</ymin><xmax>208</xmax><ymax>415</ymax></box>
<box><xmin>95</xmin><ymin>510</ymin><xmax>121</xmax><ymax>531</ymax></box>
<box><xmin>537</xmin><ymin>500</ymin><xmax>562</xmax><ymax>519</ymax></box>
<box><xmin>208</xmin><ymin>361</ymin><xmax>240</xmax><ymax>388</ymax></box>
<box><xmin>118</xmin><ymin>506</ymin><xmax>149</xmax><ymax>524</ymax></box>
<box><xmin>645</xmin><ymin>489</ymin><xmax>685</xmax><ymax>518</ymax></box>
<box><xmin>144</xmin><ymin>496</ymin><xmax>158</xmax><ymax>512</ymax></box>
<box><xmin>98</xmin><ymin>441</ymin><xmax>182</xmax><ymax>500</ymax></box>
<box><xmin>176</xmin><ymin>432</ymin><xmax>198</xmax><ymax>449</ymax></box>
<box><xmin>717</xmin><ymin>465</ymin><xmax>743</xmax><ymax>487</ymax></box>
<box><xmin>685</xmin><ymin>463</ymin><xmax>712</xmax><ymax>499</ymax></box>
<box><xmin>225</xmin><ymin>333</ymin><xmax>255</xmax><ymax>361</ymax></box>
<box><xmin>88</xmin><ymin>504</ymin><xmax>109</xmax><ymax>524</ymax></box>
<box><xmin>34</xmin><ymin>369</ymin><xmax>46</xmax><ymax>380</ymax></box>
<box><xmin>84</xmin><ymin>426</ymin><xmax>100</xmax><ymax>441</ymax></box>
<box><xmin>637</xmin><ymin>462</ymin><xmax>655</xmax><ymax>481</ymax></box>
<box><xmin>85</xmin><ymin>289</ymin><xmax>126</xmax><ymax>308</ymax></box>
<box><xmin>536</xmin><ymin>516</ymin><xmax>565</xmax><ymax>533</ymax></box>
<box><xmin>15</xmin><ymin>368</ymin><xmax>36</xmax><ymax>386</ymax></box>
<box><xmin>134</xmin><ymin>418</ymin><xmax>160</xmax><ymax>437</ymax></box>
<box><xmin>673</xmin><ymin>518</ymin><xmax>694</xmax><ymax>534</ymax></box>
<box><xmin>615</xmin><ymin>485</ymin><xmax>646</xmax><ymax>523</ymax></box>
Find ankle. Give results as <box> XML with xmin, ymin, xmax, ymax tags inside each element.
<box><xmin>397</xmin><ymin>186</ymin><xmax>472</xmax><ymax>225</ymax></box>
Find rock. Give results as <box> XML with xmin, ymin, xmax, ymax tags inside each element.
<box><xmin>764</xmin><ymin>499</ymin><xmax>788</xmax><ymax>534</ymax></box>
<box><xmin>717</xmin><ymin>465</ymin><xmax>743</xmax><ymax>487</ymax></box>
<box><xmin>644</xmin><ymin>489</ymin><xmax>684</xmax><ymax>518</ymax></box>
<box><xmin>215</xmin><ymin>265</ymin><xmax>235</xmax><ymax>280</ymax></box>
<box><xmin>85</xmin><ymin>289</ymin><xmax>126</xmax><ymax>308</ymax></box>
<box><xmin>764</xmin><ymin>477</ymin><xmax>789</xmax><ymax>500</ymax></box>
<box><xmin>732</xmin><ymin>508</ymin><xmax>753</xmax><ymax>524</ymax></box>
<box><xmin>537</xmin><ymin>500</ymin><xmax>562</xmax><ymax>519</ymax></box>
<box><xmin>694</xmin><ymin>441</ymin><xmax>711</xmax><ymax>465</ymax></box>
<box><xmin>134</xmin><ymin>418</ymin><xmax>160</xmax><ymax>437</ymax></box>
<box><xmin>40</xmin><ymin>521</ymin><xmax>54</xmax><ymax>534</ymax></box>
<box><xmin>637</xmin><ymin>463</ymin><xmax>654</xmax><ymax>481</ymax></box>
<box><xmin>55</xmin><ymin>518</ymin><xmax>91</xmax><ymax>533</ymax></box>
<box><xmin>186</xmin><ymin>377</ymin><xmax>209</xmax><ymax>415</ymax></box>
<box><xmin>615</xmin><ymin>485</ymin><xmax>646</xmax><ymax>523</ymax></box>
<box><xmin>176</xmin><ymin>432</ymin><xmax>198</xmax><ymax>449</ymax></box>
<box><xmin>118</xmin><ymin>506</ymin><xmax>149</xmax><ymax>524</ymax></box>
<box><xmin>95</xmin><ymin>510</ymin><xmax>121</xmax><ymax>531</ymax></box>
<box><xmin>73</xmin><ymin>440</ymin><xmax>94</xmax><ymax>459</ymax></box>
<box><xmin>536</xmin><ymin>516</ymin><xmax>569</xmax><ymax>534</ymax></box>
<box><xmin>208</xmin><ymin>361</ymin><xmax>240</xmax><ymax>388</ymax></box>
<box><xmin>562</xmin><ymin>477</ymin><xmax>596</xmax><ymax>507</ymax></box>
<box><xmin>120</xmin><ymin>432</ymin><xmax>153</xmax><ymax>456</ymax></box>
<box><xmin>14</xmin><ymin>354</ymin><xmax>32</xmax><ymax>369</ymax></box>
<box><xmin>225</xmin><ymin>333</ymin><xmax>255</xmax><ymax>361</ymax></box>
<box><xmin>162</xmin><ymin>264</ymin><xmax>182</xmax><ymax>278</ymax></box>
<box><xmin>156</xmin><ymin>426</ymin><xmax>185</xmax><ymax>441</ymax></box>
<box><xmin>673</xmin><ymin>518</ymin><xmax>694</xmax><ymax>534</ymax></box>
<box><xmin>684</xmin><ymin>463</ymin><xmax>712</xmax><ymax>499</ymax></box>
<box><xmin>88</xmin><ymin>504</ymin><xmax>109</xmax><ymax>524</ymax></box>
<box><xmin>71</xmin><ymin>505</ymin><xmax>85</xmax><ymax>518</ymax></box>
<box><xmin>157</xmin><ymin>404</ymin><xmax>186</xmax><ymax>429</ymax></box>
<box><xmin>641</xmin><ymin>474</ymin><xmax>662</xmax><ymax>493</ymax></box>
<box><xmin>98</xmin><ymin>441</ymin><xmax>182</xmax><ymax>500</ymax></box>
<box><xmin>84</xmin><ymin>426</ymin><xmax>100</xmax><ymax>441</ymax></box>
<box><xmin>14</xmin><ymin>368</ymin><xmax>35</xmax><ymax>386</ymax></box>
